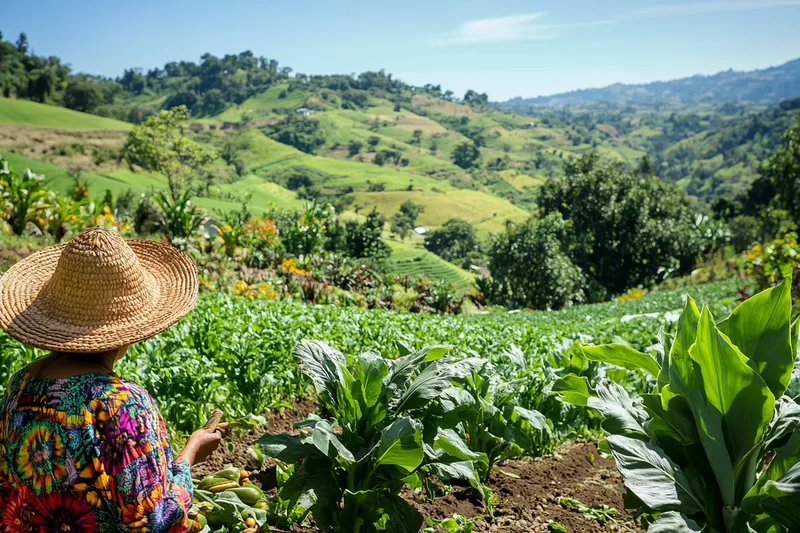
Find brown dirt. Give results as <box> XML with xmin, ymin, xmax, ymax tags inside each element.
<box><xmin>193</xmin><ymin>403</ymin><xmax>641</xmax><ymax>533</ymax></box>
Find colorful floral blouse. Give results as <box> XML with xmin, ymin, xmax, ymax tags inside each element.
<box><xmin>0</xmin><ymin>369</ymin><xmax>193</xmax><ymax>533</ymax></box>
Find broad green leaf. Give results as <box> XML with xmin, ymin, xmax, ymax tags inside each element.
<box><xmin>423</xmin><ymin>460</ymin><xmax>482</xmax><ymax>490</ymax></box>
<box><xmin>437</xmin><ymin>386</ymin><xmax>476</xmax><ymax>411</ymax></box>
<box><xmin>718</xmin><ymin>280</ymin><xmax>794</xmax><ymax>398</ymax></box>
<box><xmin>387</xmin><ymin>345</ymin><xmax>451</xmax><ymax>390</ymax></box>
<box><xmin>504</xmin><ymin>345</ymin><xmax>527</xmax><ymax>369</ymax></box>
<box><xmin>256</xmin><ymin>433</ymin><xmax>309</xmax><ymax>463</ymax></box>
<box><xmin>587</xmin><ymin>380</ymin><xmax>649</xmax><ymax>439</ymax></box>
<box><xmin>743</xmin><ymin>430</ymin><xmax>800</xmax><ymax>513</ymax></box>
<box><xmin>394</xmin><ymin>362</ymin><xmax>453</xmax><ymax>413</ymax></box>
<box><xmin>442</xmin><ymin>357</ymin><xmax>486</xmax><ymax>379</ymax></box>
<box><xmin>342</xmin><ymin>490</ymin><xmax>383</xmax><ymax>531</ymax></box>
<box><xmin>433</xmin><ymin>429</ymin><xmax>488</xmax><ymax>468</ymax></box>
<box><xmin>512</xmin><ymin>406</ymin><xmax>550</xmax><ymax>433</ymax></box>
<box><xmin>667</xmin><ymin>299</ymin><xmax>735</xmax><ymax>506</ymax></box>
<box><xmin>646</xmin><ymin>511</ymin><xmax>702</xmax><ymax>532</ymax></box>
<box><xmin>746</xmin><ymin>514</ymin><xmax>784</xmax><ymax>533</ymax></box>
<box><xmin>656</xmin><ymin>327</ymin><xmax>675</xmax><ymax>390</ymax></box>
<box><xmin>374</xmin><ymin>417</ymin><xmax>424</xmax><ymax>472</ymax></box>
<box><xmin>607</xmin><ymin>435</ymin><xmax>704</xmax><ymax>514</ymax></box>
<box><xmin>758</xmin><ymin>459</ymin><xmax>800</xmax><ymax>529</ymax></box>
<box><xmin>380</xmin><ymin>493</ymin><xmax>424</xmax><ymax>533</ymax></box>
<box><xmin>689</xmin><ymin>306</ymin><xmax>775</xmax><ymax>501</ymax></box>
<box><xmin>354</xmin><ymin>352</ymin><xmax>389</xmax><ymax>409</ymax></box>
<box><xmin>641</xmin><ymin>393</ymin><xmax>699</xmax><ymax>445</ymax></box>
<box><xmin>295</xmin><ymin>340</ymin><xmax>346</xmax><ymax>405</ymax></box>
<box><xmin>762</xmin><ymin>396</ymin><xmax>800</xmax><ymax>449</ymax></box>
<box><xmin>277</xmin><ymin>463</ymin><xmax>342</xmax><ymax>529</ymax></box>
<box><xmin>581</xmin><ymin>343</ymin><xmax>661</xmax><ymax>377</ymax></box>
<box><xmin>666</xmin><ymin>296</ymin><xmax>701</xmax><ymax>379</ymax></box>
<box><xmin>305</xmin><ymin>419</ymin><xmax>355</xmax><ymax>465</ymax></box>
<box><xmin>552</xmin><ymin>374</ymin><xmax>592</xmax><ymax>406</ymax></box>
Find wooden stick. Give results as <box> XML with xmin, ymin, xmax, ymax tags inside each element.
<box><xmin>203</xmin><ymin>409</ymin><xmax>223</xmax><ymax>431</ymax></box>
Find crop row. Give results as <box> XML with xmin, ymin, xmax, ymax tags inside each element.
<box><xmin>1</xmin><ymin>279</ymin><xmax>738</xmax><ymax>436</ymax></box>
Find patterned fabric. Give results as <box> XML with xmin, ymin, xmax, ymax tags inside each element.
<box><xmin>0</xmin><ymin>369</ymin><xmax>193</xmax><ymax>533</ymax></box>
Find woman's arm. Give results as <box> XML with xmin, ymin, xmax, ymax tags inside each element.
<box><xmin>178</xmin><ymin>428</ymin><xmax>223</xmax><ymax>466</ymax></box>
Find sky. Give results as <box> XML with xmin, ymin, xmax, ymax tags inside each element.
<box><xmin>3</xmin><ymin>0</ymin><xmax>800</xmax><ymax>101</ymax></box>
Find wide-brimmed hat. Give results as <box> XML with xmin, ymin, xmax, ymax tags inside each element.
<box><xmin>0</xmin><ymin>227</ymin><xmax>198</xmax><ymax>352</ymax></box>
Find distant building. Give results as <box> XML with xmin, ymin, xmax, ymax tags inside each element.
<box><xmin>296</xmin><ymin>107</ymin><xmax>313</xmax><ymax>117</ymax></box>
<box><xmin>414</xmin><ymin>226</ymin><xmax>428</xmax><ymax>235</ymax></box>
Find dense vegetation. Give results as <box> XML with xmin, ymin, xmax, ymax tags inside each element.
<box><xmin>503</xmin><ymin>58</ymin><xmax>800</xmax><ymax>107</ymax></box>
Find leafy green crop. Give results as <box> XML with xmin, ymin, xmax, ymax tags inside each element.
<box><xmin>556</xmin><ymin>279</ymin><xmax>800</xmax><ymax>532</ymax></box>
<box><xmin>257</xmin><ymin>341</ymin><xmax>482</xmax><ymax>533</ymax></box>
<box><xmin>433</xmin><ymin>356</ymin><xmax>552</xmax><ymax>481</ymax></box>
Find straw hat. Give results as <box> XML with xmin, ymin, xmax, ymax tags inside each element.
<box><xmin>0</xmin><ymin>227</ymin><xmax>198</xmax><ymax>352</ymax></box>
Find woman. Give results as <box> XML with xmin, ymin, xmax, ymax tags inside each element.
<box><xmin>0</xmin><ymin>227</ymin><xmax>223</xmax><ymax>533</ymax></box>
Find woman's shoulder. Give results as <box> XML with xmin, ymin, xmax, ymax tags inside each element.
<box><xmin>107</xmin><ymin>376</ymin><xmax>156</xmax><ymax>407</ymax></box>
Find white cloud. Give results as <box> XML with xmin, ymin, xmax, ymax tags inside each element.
<box><xmin>432</xmin><ymin>1</ymin><xmax>800</xmax><ymax>46</ymax></box>
<box><xmin>431</xmin><ymin>13</ymin><xmax>555</xmax><ymax>45</ymax></box>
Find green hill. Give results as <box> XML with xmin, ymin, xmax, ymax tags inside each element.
<box><xmin>502</xmin><ymin>58</ymin><xmax>800</xmax><ymax>107</ymax></box>
<box><xmin>0</xmin><ymin>97</ymin><xmax>131</xmax><ymax>130</ymax></box>
<box><xmin>388</xmin><ymin>240</ymin><xmax>476</xmax><ymax>289</ymax></box>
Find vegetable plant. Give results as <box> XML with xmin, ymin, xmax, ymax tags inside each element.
<box><xmin>257</xmin><ymin>341</ymin><xmax>482</xmax><ymax>533</ymax></box>
<box><xmin>434</xmin><ymin>357</ymin><xmax>552</xmax><ymax>481</ymax></box>
<box><xmin>555</xmin><ymin>279</ymin><xmax>800</xmax><ymax>532</ymax></box>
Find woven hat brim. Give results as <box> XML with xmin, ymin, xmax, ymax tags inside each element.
<box><xmin>0</xmin><ymin>240</ymin><xmax>198</xmax><ymax>353</ymax></box>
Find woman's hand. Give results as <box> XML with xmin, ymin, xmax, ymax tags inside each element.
<box><xmin>179</xmin><ymin>423</ymin><xmax>228</xmax><ymax>466</ymax></box>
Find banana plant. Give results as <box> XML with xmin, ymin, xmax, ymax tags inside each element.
<box><xmin>554</xmin><ymin>279</ymin><xmax>800</xmax><ymax>532</ymax></box>
<box><xmin>258</xmin><ymin>341</ymin><xmax>482</xmax><ymax>533</ymax></box>
<box><xmin>0</xmin><ymin>157</ymin><xmax>49</xmax><ymax>235</ymax></box>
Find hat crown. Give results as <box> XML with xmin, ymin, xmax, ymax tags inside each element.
<box><xmin>41</xmin><ymin>228</ymin><xmax>159</xmax><ymax>326</ymax></box>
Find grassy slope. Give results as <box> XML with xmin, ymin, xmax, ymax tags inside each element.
<box><xmin>387</xmin><ymin>240</ymin><xmax>476</xmax><ymax>289</ymax></box>
<box><xmin>353</xmin><ymin>189</ymin><xmax>528</xmax><ymax>235</ymax></box>
<box><xmin>1</xmin><ymin>151</ymin><xmax>301</xmax><ymax>213</ymax></box>
<box><xmin>0</xmin><ymin>98</ymin><xmax>131</xmax><ymax>130</ymax></box>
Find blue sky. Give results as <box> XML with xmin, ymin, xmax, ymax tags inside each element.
<box><xmin>3</xmin><ymin>0</ymin><xmax>800</xmax><ymax>100</ymax></box>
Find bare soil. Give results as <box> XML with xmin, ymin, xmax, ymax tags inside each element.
<box><xmin>194</xmin><ymin>403</ymin><xmax>641</xmax><ymax>533</ymax></box>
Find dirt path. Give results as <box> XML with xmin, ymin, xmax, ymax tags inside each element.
<box><xmin>195</xmin><ymin>403</ymin><xmax>641</xmax><ymax>533</ymax></box>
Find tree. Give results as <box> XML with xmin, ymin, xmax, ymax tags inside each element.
<box><xmin>398</xmin><ymin>200</ymin><xmax>423</xmax><ymax>222</ymax></box>
<box><xmin>63</xmin><ymin>79</ymin><xmax>103</xmax><ymax>113</ymax></box>
<box><xmin>537</xmin><ymin>152</ymin><xmax>703</xmax><ymax>298</ymax></box>
<box><xmin>390</xmin><ymin>200</ymin><xmax>423</xmax><ymax>240</ymax></box>
<box><xmin>264</xmin><ymin>115</ymin><xmax>325</xmax><ymax>154</ymax></box>
<box><xmin>390</xmin><ymin>212</ymin><xmax>414</xmax><ymax>239</ymax></box>
<box><xmin>463</xmin><ymin>89</ymin><xmax>488</xmax><ymax>108</ymax></box>
<box><xmin>452</xmin><ymin>142</ymin><xmax>481</xmax><ymax>169</ymax></box>
<box><xmin>486</xmin><ymin>214</ymin><xmax>585</xmax><ymax>310</ymax></box>
<box><xmin>760</xmin><ymin>119</ymin><xmax>800</xmax><ymax>222</ymax></box>
<box><xmin>122</xmin><ymin>105</ymin><xmax>217</xmax><ymax>199</ymax></box>
<box><xmin>15</xmin><ymin>33</ymin><xmax>28</xmax><ymax>54</ymax></box>
<box><xmin>345</xmin><ymin>208</ymin><xmax>391</xmax><ymax>262</ymax></box>
<box><xmin>424</xmin><ymin>218</ymin><xmax>478</xmax><ymax>262</ymax></box>
<box><xmin>411</xmin><ymin>129</ymin><xmax>423</xmax><ymax>145</ymax></box>
<box><xmin>347</xmin><ymin>140</ymin><xmax>363</xmax><ymax>156</ymax></box>
<box><xmin>367</xmin><ymin>136</ymin><xmax>381</xmax><ymax>151</ymax></box>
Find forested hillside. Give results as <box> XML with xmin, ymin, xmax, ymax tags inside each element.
<box><xmin>502</xmin><ymin>58</ymin><xmax>800</xmax><ymax>108</ymax></box>
<box><xmin>1</xmin><ymin>29</ymin><xmax>799</xmax><ymax>223</ymax></box>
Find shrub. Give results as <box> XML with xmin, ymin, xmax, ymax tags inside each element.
<box><xmin>485</xmin><ymin>213</ymin><xmax>585</xmax><ymax>310</ymax></box>
<box><xmin>537</xmin><ymin>152</ymin><xmax>706</xmax><ymax>297</ymax></box>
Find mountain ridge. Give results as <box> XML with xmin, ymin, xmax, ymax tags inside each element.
<box><xmin>502</xmin><ymin>58</ymin><xmax>800</xmax><ymax>108</ymax></box>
